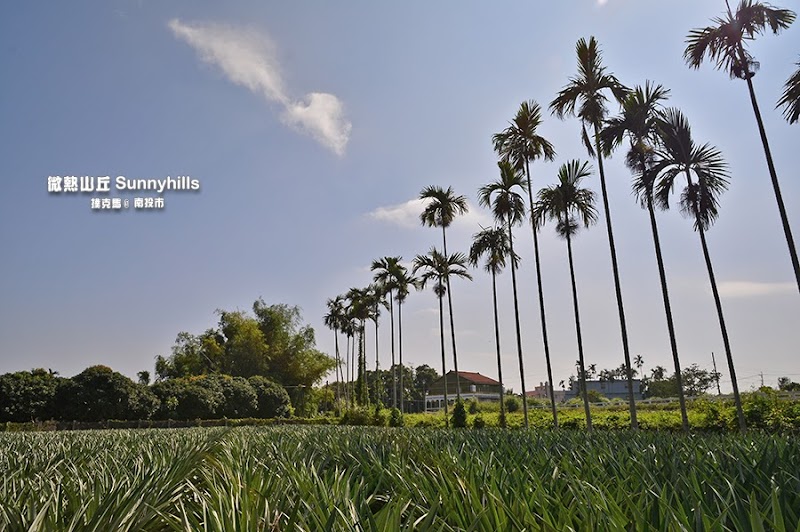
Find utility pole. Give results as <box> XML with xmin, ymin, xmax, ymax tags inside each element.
<box><xmin>760</xmin><ymin>372</ymin><xmax>765</xmax><ymax>388</ymax></box>
<box><xmin>711</xmin><ymin>352</ymin><xmax>722</xmax><ymax>396</ymax></box>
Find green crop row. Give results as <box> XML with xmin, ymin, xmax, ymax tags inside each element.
<box><xmin>1</xmin><ymin>426</ymin><xmax>798</xmax><ymax>530</ymax></box>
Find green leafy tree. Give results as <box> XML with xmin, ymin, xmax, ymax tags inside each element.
<box><xmin>152</xmin><ymin>376</ymin><xmax>223</xmax><ymax>420</ymax></box>
<box><xmin>478</xmin><ymin>161</ymin><xmax>531</xmax><ymax>427</ymax></box>
<box><xmin>654</xmin><ymin>108</ymin><xmax>745</xmax><ymax>433</ymax></box>
<box><xmin>492</xmin><ymin>99</ymin><xmax>559</xmax><ymax>429</ymax></box>
<box><xmin>0</xmin><ymin>369</ymin><xmax>63</xmax><ymax>422</ymax></box>
<box><xmin>778</xmin><ymin>56</ymin><xmax>800</xmax><ymax>123</ymax></box>
<box><xmin>549</xmin><ymin>36</ymin><xmax>638</xmax><ymax>429</ymax></box>
<box><xmin>60</xmin><ymin>365</ymin><xmax>159</xmax><ymax>422</ymax></box>
<box><xmin>419</xmin><ymin>185</ymin><xmax>469</xmax><ymax>398</ymax></box>
<box><xmin>412</xmin><ymin>364</ymin><xmax>439</xmax><ymax>408</ymax></box>
<box><xmin>248</xmin><ymin>376</ymin><xmax>291</xmax><ymax>418</ymax></box>
<box><xmin>469</xmin><ymin>226</ymin><xmax>515</xmax><ymax>428</ymax></box>
<box><xmin>686</xmin><ymin>1</ymin><xmax>798</xmax><ymax>293</ymax></box>
<box><xmin>533</xmin><ymin>160</ymin><xmax>598</xmax><ymax>431</ymax></box>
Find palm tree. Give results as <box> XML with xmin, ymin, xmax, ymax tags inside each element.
<box><xmin>478</xmin><ymin>161</ymin><xmax>532</xmax><ymax>428</ymax></box>
<box><xmin>468</xmin><ymin>226</ymin><xmax>516</xmax><ymax>428</ymax></box>
<box><xmin>533</xmin><ymin>160</ymin><xmax>598</xmax><ymax>431</ymax></box>
<box><xmin>372</xmin><ymin>256</ymin><xmax>402</xmax><ymax>408</ymax></box>
<box><xmin>392</xmin><ymin>265</ymin><xmax>418</xmax><ymax>413</ymax></box>
<box><xmin>366</xmin><ymin>282</ymin><xmax>386</xmax><ymax>406</ymax></box>
<box><xmin>549</xmin><ymin>37</ymin><xmax>639</xmax><ymax>429</ymax></box>
<box><xmin>492</xmin><ymin>100</ymin><xmax>559</xmax><ymax>428</ymax></box>
<box><xmin>600</xmin><ymin>82</ymin><xmax>683</xmax><ymax>429</ymax></box>
<box><xmin>653</xmin><ymin>108</ymin><xmax>746</xmax><ymax>433</ymax></box>
<box><xmin>323</xmin><ymin>295</ymin><xmax>347</xmax><ymax>402</ymax></box>
<box><xmin>346</xmin><ymin>287</ymin><xmax>371</xmax><ymax>406</ymax></box>
<box><xmin>777</xmin><ymin>56</ymin><xmax>800</xmax><ymax>124</ymax></box>
<box><xmin>686</xmin><ymin>1</ymin><xmax>798</xmax><ymax>294</ymax></box>
<box><xmin>419</xmin><ymin>186</ymin><xmax>469</xmax><ymax>399</ymax></box>
<box><xmin>413</xmin><ymin>248</ymin><xmax>472</xmax><ymax>425</ymax></box>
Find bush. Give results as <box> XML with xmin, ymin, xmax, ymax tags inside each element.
<box><xmin>505</xmin><ymin>396</ymin><xmax>520</xmax><ymax>413</ymax></box>
<box><xmin>373</xmin><ymin>405</ymin><xmax>388</xmax><ymax>427</ymax></box>
<box><xmin>452</xmin><ymin>400</ymin><xmax>467</xmax><ymax>428</ymax></box>
<box><xmin>472</xmin><ymin>414</ymin><xmax>486</xmax><ymax>429</ymax></box>
<box><xmin>389</xmin><ymin>408</ymin><xmax>404</xmax><ymax>427</ymax></box>
<box><xmin>467</xmin><ymin>399</ymin><xmax>479</xmax><ymax>414</ymax></box>
<box><xmin>248</xmin><ymin>376</ymin><xmax>291</xmax><ymax>418</ymax></box>
<box><xmin>339</xmin><ymin>407</ymin><xmax>374</xmax><ymax>426</ymax></box>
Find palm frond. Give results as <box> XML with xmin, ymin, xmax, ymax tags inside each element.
<box><xmin>419</xmin><ymin>186</ymin><xmax>469</xmax><ymax>228</ymax></box>
<box><xmin>777</xmin><ymin>57</ymin><xmax>800</xmax><ymax>124</ymax></box>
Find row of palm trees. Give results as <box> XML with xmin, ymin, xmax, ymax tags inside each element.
<box><xmin>325</xmin><ymin>2</ymin><xmax>798</xmax><ymax>431</ymax></box>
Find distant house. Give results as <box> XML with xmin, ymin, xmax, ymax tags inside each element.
<box><xmin>526</xmin><ymin>382</ymin><xmax>568</xmax><ymax>403</ymax></box>
<box><xmin>425</xmin><ymin>371</ymin><xmax>502</xmax><ymax>412</ymax></box>
<box><xmin>564</xmin><ymin>379</ymin><xmax>644</xmax><ymax>401</ymax></box>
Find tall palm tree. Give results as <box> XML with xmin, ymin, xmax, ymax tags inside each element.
<box><xmin>492</xmin><ymin>100</ymin><xmax>559</xmax><ymax>428</ymax></box>
<box><xmin>478</xmin><ymin>161</ymin><xmax>532</xmax><ymax>428</ymax></box>
<box><xmin>419</xmin><ymin>186</ymin><xmax>469</xmax><ymax>399</ymax></box>
<box><xmin>469</xmin><ymin>226</ymin><xmax>517</xmax><ymax>428</ymax></box>
<box><xmin>366</xmin><ymin>282</ymin><xmax>386</xmax><ymax>406</ymax></box>
<box><xmin>549</xmin><ymin>37</ymin><xmax>639</xmax><ymax>429</ymax></box>
<box><xmin>600</xmin><ymin>82</ymin><xmax>685</xmax><ymax>429</ymax></box>
<box><xmin>323</xmin><ymin>295</ymin><xmax>347</xmax><ymax>402</ymax></box>
<box><xmin>686</xmin><ymin>1</ymin><xmax>798</xmax><ymax>294</ymax></box>
<box><xmin>392</xmin><ymin>265</ymin><xmax>418</xmax><ymax>413</ymax></box>
<box><xmin>413</xmin><ymin>248</ymin><xmax>472</xmax><ymax>425</ymax></box>
<box><xmin>372</xmin><ymin>256</ymin><xmax>402</xmax><ymax>408</ymax></box>
<box><xmin>346</xmin><ymin>287</ymin><xmax>371</xmax><ymax>406</ymax></box>
<box><xmin>533</xmin><ymin>160</ymin><xmax>598</xmax><ymax>431</ymax></box>
<box><xmin>777</xmin><ymin>56</ymin><xmax>800</xmax><ymax>124</ymax></box>
<box><xmin>653</xmin><ymin>108</ymin><xmax>746</xmax><ymax>433</ymax></box>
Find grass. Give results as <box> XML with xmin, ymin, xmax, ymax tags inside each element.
<box><xmin>1</xmin><ymin>426</ymin><xmax>799</xmax><ymax>530</ymax></box>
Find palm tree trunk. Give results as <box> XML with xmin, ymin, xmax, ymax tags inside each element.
<box><xmin>525</xmin><ymin>161</ymin><xmax>558</xmax><ymax>429</ymax></box>
<box><xmin>389</xmin><ymin>292</ymin><xmax>396</xmax><ymax>409</ymax></box>
<box><xmin>398</xmin><ymin>300</ymin><xmax>404</xmax><ymax>413</ymax></box>
<box><xmin>438</xmin><ymin>292</ymin><xmax>449</xmax><ymax>427</ymax></box>
<box><xmin>567</xmin><ymin>232</ymin><xmax>592</xmax><ymax>431</ymax></box>
<box><xmin>491</xmin><ymin>271</ymin><xmax>506</xmax><ymax>428</ymax></box>
<box><xmin>740</xmin><ymin>50</ymin><xmax>800</xmax><ymax>294</ymax></box>
<box><xmin>507</xmin><ymin>218</ymin><xmax>529</xmax><ymax>428</ymax></box>
<box><xmin>687</xmin><ymin>171</ymin><xmax>746</xmax><ymax>432</ymax></box>
<box><xmin>647</xmin><ymin>197</ymin><xmax>689</xmax><ymax>432</ymax></box>
<box><xmin>334</xmin><ymin>330</ymin><xmax>341</xmax><ymax>403</ymax></box>
<box><xmin>593</xmin><ymin>126</ymin><xmax>638</xmax><ymax>429</ymax></box>
<box><xmin>442</xmin><ymin>226</ymin><xmax>462</xmax><ymax>401</ymax></box>
<box><xmin>374</xmin><ymin>314</ymin><xmax>380</xmax><ymax>406</ymax></box>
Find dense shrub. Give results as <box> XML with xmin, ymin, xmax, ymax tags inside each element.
<box><xmin>389</xmin><ymin>408</ymin><xmax>404</xmax><ymax>427</ymax></box>
<box><xmin>452</xmin><ymin>401</ymin><xmax>467</xmax><ymax>428</ymax></box>
<box><xmin>248</xmin><ymin>376</ymin><xmax>291</xmax><ymax>418</ymax></box>
<box><xmin>505</xmin><ymin>396</ymin><xmax>520</xmax><ymax>413</ymax></box>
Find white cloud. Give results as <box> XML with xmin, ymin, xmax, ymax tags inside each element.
<box><xmin>718</xmin><ymin>281</ymin><xmax>795</xmax><ymax>298</ymax></box>
<box><xmin>597</xmin><ymin>0</ymin><xmax>609</xmax><ymax>5</ymax></box>
<box><xmin>168</xmin><ymin>19</ymin><xmax>351</xmax><ymax>156</ymax></box>
<box><xmin>366</xmin><ymin>197</ymin><xmax>492</xmax><ymax>231</ymax></box>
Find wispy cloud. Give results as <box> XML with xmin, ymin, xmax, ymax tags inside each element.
<box><xmin>718</xmin><ymin>281</ymin><xmax>795</xmax><ymax>298</ymax></box>
<box><xmin>597</xmin><ymin>0</ymin><xmax>609</xmax><ymax>5</ymax></box>
<box><xmin>168</xmin><ymin>19</ymin><xmax>351</xmax><ymax>156</ymax></box>
<box><xmin>367</xmin><ymin>197</ymin><xmax>491</xmax><ymax>230</ymax></box>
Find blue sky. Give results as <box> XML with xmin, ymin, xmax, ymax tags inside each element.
<box><xmin>1</xmin><ymin>1</ymin><xmax>798</xmax><ymax>394</ymax></box>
